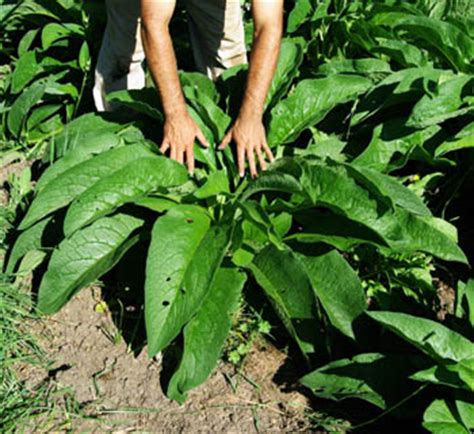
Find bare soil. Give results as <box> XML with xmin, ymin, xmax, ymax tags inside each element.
<box><xmin>18</xmin><ymin>288</ymin><xmax>316</xmax><ymax>432</ymax></box>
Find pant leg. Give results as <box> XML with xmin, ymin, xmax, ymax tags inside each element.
<box><xmin>93</xmin><ymin>0</ymin><xmax>145</xmax><ymax>111</ymax></box>
<box><xmin>185</xmin><ymin>0</ymin><xmax>247</xmax><ymax>81</ymax></box>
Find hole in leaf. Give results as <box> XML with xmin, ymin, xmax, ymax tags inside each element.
<box><xmin>165</xmin><ymin>277</ymin><xmax>171</xmax><ymax>282</ymax></box>
<box><xmin>162</xmin><ymin>301</ymin><xmax>170</xmax><ymax>307</ymax></box>
<box><xmin>186</xmin><ymin>218</ymin><xmax>194</xmax><ymax>224</ymax></box>
<box><xmin>180</xmin><ymin>288</ymin><xmax>186</xmax><ymax>294</ymax></box>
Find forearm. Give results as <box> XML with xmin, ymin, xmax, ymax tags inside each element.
<box><xmin>141</xmin><ymin>12</ymin><xmax>186</xmax><ymax>117</ymax></box>
<box><xmin>239</xmin><ymin>17</ymin><xmax>283</xmax><ymax>118</ymax></box>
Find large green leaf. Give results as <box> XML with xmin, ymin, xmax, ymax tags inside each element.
<box><xmin>268</xmin><ymin>75</ymin><xmax>372</xmax><ymax>147</ymax></box>
<box><xmin>37</xmin><ymin>213</ymin><xmax>144</xmax><ymax>314</ymax></box>
<box><xmin>372</xmin><ymin>13</ymin><xmax>474</xmax><ymax>72</ymax></box>
<box><xmin>423</xmin><ymin>399</ymin><xmax>474</xmax><ymax>434</ymax></box>
<box><xmin>241</xmin><ymin>170</ymin><xmax>303</xmax><ymax>200</ymax></box>
<box><xmin>167</xmin><ymin>268</ymin><xmax>246</xmax><ymax>403</ymax></box>
<box><xmin>63</xmin><ymin>156</ymin><xmax>188</xmax><ymax>236</ymax></box>
<box><xmin>186</xmin><ymin>105</ymin><xmax>217</xmax><ymax>170</ymax></box>
<box><xmin>250</xmin><ymin>245</ymin><xmax>319</xmax><ymax>355</ymax></box>
<box><xmin>287</xmin><ymin>0</ymin><xmax>313</xmax><ymax>33</ymax></box>
<box><xmin>300</xmin><ymin>353</ymin><xmax>428</xmax><ymax>409</ymax></box>
<box><xmin>183</xmin><ymin>87</ymin><xmax>231</xmax><ymax>143</ymax></box>
<box><xmin>353</xmin><ymin>120</ymin><xmax>441</xmax><ymax>172</ymax></box>
<box><xmin>46</xmin><ymin>112</ymin><xmax>124</xmax><ymax>161</ymax></box>
<box><xmin>7</xmin><ymin>81</ymin><xmax>47</xmax><ymax>137</ymax></box>
<box><xmin>193</xmin><ymin>170</ymin><xmax>229</xmax><ymax>199</ymax></box>
<box><xmin>367</xmin><ymin>311</ymin><xmax>474</xmax><ymax>363</ymax></box>
<box><xmin>41</xmin><ymin>22</ymin><xmax>84</xmax><ymax>50</ymax></box>
<box><xmin>145</xmin><ymin>206</ymin><xmax>232</xmax><ymax>356</ymax></box>
<box><xmin>291</xmin><ymin>159</ymin><xmax>467</xmax><ymax>263</ymax></box>
<box><xmin>180</xmin><ymin>71</ymin><xmax>219</xmax><ymax>103</ymax></box>
<box><xmin>319</xmin><ymin>58</ymin><xmax>392</xmax><ymax>79</ymax></box>
<box><xmin>351</xmin><ymin>67</ymin><xmax>446</xmax><ymax>127</ymax></box>
<box><xmin>348</xmin><ymin>164</ymin><xmax>432</xmax><ymax>216</ymax></box>
<box><xmin>290</xmin><ymin>210</ymin><xmax>389</xmax><ymax>250</ymax></box>
<box><xmin>408</xmin><ymin>75</ymin><xmax>473</xmax><ymax>128</ymax></box>
<box><xmin>19</xmin><ymin>144</ymin><xmax>155</xmax><ymax>230</ymax></box>
<box><xmin>435</xmin><ymin>122</ymin><xmax>474</xmax><ymax>157</ymax></box>
<box><xmin>388</xmin><ymin>213</ymin><xmax>467</xmax><ymax>263</ymax></box>
<box><xmin>411</xmin><ymin>359</ymin><xmax>474</xmax><ymax>392</ymax></box>
<box><xmin>10</xmin><ymin>50</ymin><xmax>41</xmax><ymax>94</ymax></box>
<box><xmin>296</xmin><ymin>248</ymin><xmax>366</xmax><ymax>340</ymax></box>
<box><xmin>371</xmin><ymin>38</ymin><xmax>428</xmax><ymax>68</ymax></box>
<box><xmin>265</xmin><ymin>38</ymin><xmax>305</xmax><ymax>110</ymax></box>
<box><xmin>36</xmin><ymin>132</ymin><xmax>122</xmax><ymax>192</ymax></box>
<box><xmin>108</xmin><ymin>88</ymin><xmax>163</xmax><ymax>120</ymax></box>
<box><xmin>17</xmin><ymin>29</ymin><xmax>39</xmax><ymax>58</ymax></box>
<box><xmin>5</xmin><ymin>215</ymin><xmax>55</xmax><ymax>274</ymax></box>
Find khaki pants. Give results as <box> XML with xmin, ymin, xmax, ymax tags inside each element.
<box><xmin>93</xmin><ymin>0</ymin><xmax>247</xmax><ymax>111</ymax></box>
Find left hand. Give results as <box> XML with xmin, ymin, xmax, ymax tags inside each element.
<box><xmin>218</xmin><ymin>114</ymin><xmax>274</xmax><ymax>178</ymax></box>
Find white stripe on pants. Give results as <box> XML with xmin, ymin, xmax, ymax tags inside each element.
<box><xmin>93</xmin><ymin>0</ymin><xmax>247</xmax><ymax>112</ymax></box>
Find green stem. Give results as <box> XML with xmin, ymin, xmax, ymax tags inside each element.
<box><xmin>350</xmin><ymin>384</ymin><xmax>428</xmax><ymax>431</ymax></box>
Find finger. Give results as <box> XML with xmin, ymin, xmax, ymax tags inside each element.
<box><xmin>197</xmin><ymin>130</ymin><xmax>209</xmax><ymax>148</ymax></box>
<box><xmin>177</xmin><ymin>146</ymin><xmax>184</xmax><ymax>165</ymax></box>
<box><xmin>263</xmin><ymin>140</ymin><xmax>275</xmax><ymax>163</ymax></box>
<box><xmin>247</xmin><ymin>146</ymin><xmax>257</xmax><ymax>179</ymax></box>
<box><xmin>187</xmin><ymin>147</ymin><xmax>195</xmax><ymax>175</ymax></box>
<box><xmin>263</xmin><ymin>144</ymin><xmax>274</xmax><ymax>163</ymax></box>
<box><xmin>256</xmin><ymin>145</ymin><xmax>267</xmax><ymax>172</ymax></box>
<box><xmin>219</xmin><ymin>131</ymin><xmax>232</xmax><ymax>151</ymax></box>
<box><xmin>238</xmin><ymin>142</ymin><xmax>246</xmax><ymax>177</ymax></box>
<box><xmin>170</xmin><ymin>144</ymin><xmax>177</xmax><ymax>161</ymax></box>
<box><xmin>160</xmin><ymin>141</ymin><xmax>170</xmax><ymax>154</ymax></box>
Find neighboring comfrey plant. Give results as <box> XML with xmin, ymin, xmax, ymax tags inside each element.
<box><xmin>301</xmin><ymin>288</ymin><xmax>474</xmax><ymax>433</ymax></box>
<box><xmin>5</xmin><ymin>36</ymin><xmax>470</xmax><ymax>408</ymax></box>
<box><xmin>0</xmin><ymin>0</ymin><xmax>92</xmax><ymax>150</ymax></box>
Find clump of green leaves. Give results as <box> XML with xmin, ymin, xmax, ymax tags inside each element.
<box><xmin>0</xmin><ymin>0</ymin><xmax>93</xmax><ymax>151</ymax></box>
<box><xmin>3</xmin><ymin>0</ymin><xmax>473</xmax><ymax>430</ymax></box>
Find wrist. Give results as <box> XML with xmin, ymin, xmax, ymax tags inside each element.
<box><xmin>164</xmin><ymin>105</ymin><xmax>188</xmax><ymax>121</ymax></box>
<box><xmin>239</xmin><ymin>93</ymin><xmax>264</xmax><ymax>120</ymax></box>
<box><xmin>238</xmin><ymin>105</ymin><xmax>263</xmax><ymax>123</ymax></box>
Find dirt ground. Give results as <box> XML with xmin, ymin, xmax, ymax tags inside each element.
<box><xmin>17</xmin><ymin>287</ymin><xmax>320</xmax><ymax>433</ymax></box>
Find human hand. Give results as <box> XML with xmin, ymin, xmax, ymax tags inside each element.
<box><xmin>218</xmin><ymin>113</ymin><xmax>274</xmax><ymax>178</ymax></box>
<box><xmin>160</xmin><ymin>111</ymin><xmax>209</xmax><ymax>174</ymax></box>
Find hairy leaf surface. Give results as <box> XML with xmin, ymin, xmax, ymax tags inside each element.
<box><xmin>300</xmin><ymin>353</ymin><xmax>429</xmax><ymax>409</ymax></box>
<box><xmin>250</xmin><ymin>245</ymin><xmax>319</xmax><ymax>355</ymax></box>
<box><xmin>167</xmin><ymin>268</ymin><xmax>246</xmax><ymax>403</ymax></box>
<box><xmin>19</xmin><ymin>144</ymin><xmax>155</xmax><ymax>230</ymax></box>
<box><xmin>145</xmin><ymin>206</ymin><xmax>232</xmax><ymax>356</ymax></box>
<box><xmin>5</xmin><ymin>216</ymin><xmax>54</xmax><ymax>274</ymax></box>
<box><xmin>38</xmin><ymin>213</ymin><xmax>144</xmax><ymax>314</ymax></box>
<box><xmin>268</xmin><ymin>75</ymin><xmax>372</xmax><ymax>147</ymax></box>
<box><xmin>36</xmin><ymin>132</ymin><xmax>122</xmax><ymax>191</ymax></box>
<box><xmin>63</xmin><ymin>156</ymin><xmax>188</xmax><ymax>236</ymax></box>
<box><xmin>367</xmin><ymin>311</ymin><xmax>474</xmax><ymax>363</ymax></box>
<box><xmin>297</xmin><ymin>249</ymin><xmax>366</xmax><ymax>340</ymax></box>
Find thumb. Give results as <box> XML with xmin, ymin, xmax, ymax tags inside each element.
<box><xmin>219</xmin><ymin>131</ymin><xmax>232</xmax><ymax>150</ymax></box>
<box><xmin>196</xmin><ymin>129</ymin><xmax>210</xmax><ymax>148</ymax></box>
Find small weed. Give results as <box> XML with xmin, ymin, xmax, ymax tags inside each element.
<box><xmin>305</xmin><ymin>409</ymin><xmax>351</xmax><ymax>433</ymax></box>
<box><xmin>225</xmin><ymin>305</ymin><xmax>272</xmax><ymax>369</ymax></box>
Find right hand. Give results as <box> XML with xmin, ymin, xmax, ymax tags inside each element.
<box><xmin>160</xmin><ymin>111</ymin><xmax>209</xmax><ymax>174</ymax></box>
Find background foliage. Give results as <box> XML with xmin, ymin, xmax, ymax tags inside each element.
<box><xmin>1</xmin><ymin>0</ymin><xmax>473</xmax><ymax>431</ymax></box>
